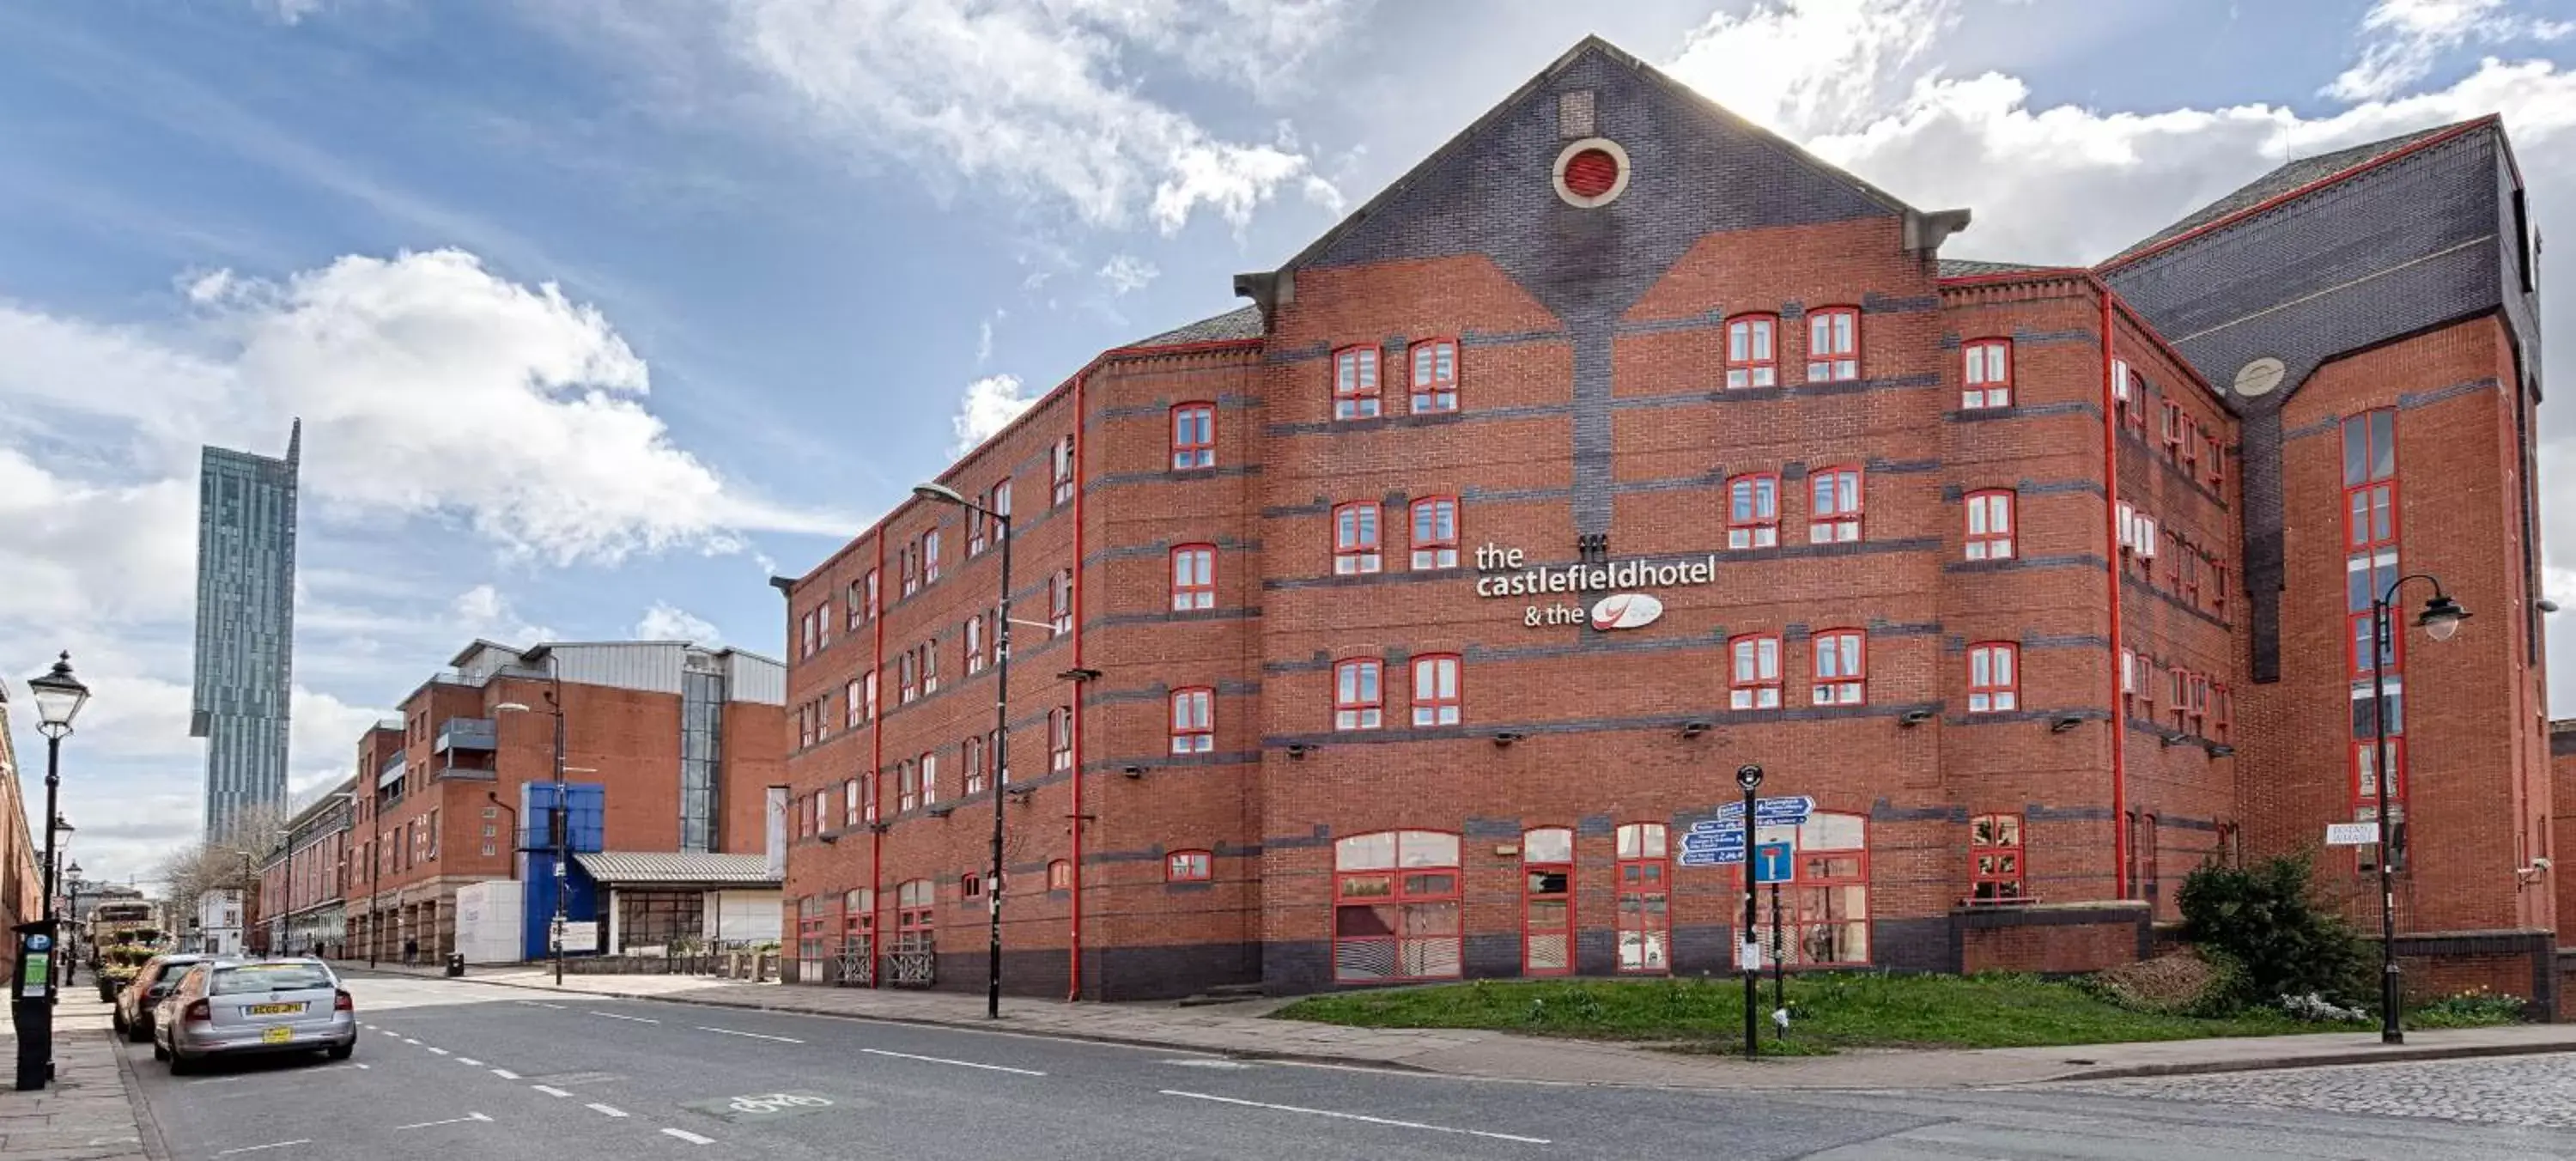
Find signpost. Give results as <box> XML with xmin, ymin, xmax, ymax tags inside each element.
<box><xmin>1734</xmin><ymin>764</ymin><xmax>1763</xmax><ymax>1061</ymax></box>
<box><xmin>1755</xmin><ymin>841</ymin><xmax>1793</xmax><ymax>1039</ymax></box>
<box><xmin>2324</xmin><ymin>823</ymin><xmax>2379</xmax><ymax>847</ymax></box>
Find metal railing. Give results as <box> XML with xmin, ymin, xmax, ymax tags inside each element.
<box><xmin>882</xmin><ymin>950</ymin><xmax>935</xmax><ymax>988</ymax></box>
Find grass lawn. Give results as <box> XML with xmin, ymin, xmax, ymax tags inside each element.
<box><xmin>1270</xmin><ymin>974</ymin><xmax>2348</xmax><ymax>1056</ymax></box>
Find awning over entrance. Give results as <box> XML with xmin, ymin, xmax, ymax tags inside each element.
<box><xmin>573</xmin><ymin>851</ymin><xmax>780</xmax><ymax>891</ymax></box>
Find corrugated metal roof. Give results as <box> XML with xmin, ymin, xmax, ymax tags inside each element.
<box><xmin>575</xmin><ymin>851</ymin><xmax>780</xmax><ymax>887</ymax></box>
<box><xmin>1130</xmin><ymin>305</ymin><xmax>1262</xmax><ymax>349</ymax></box>
<box><xmin>2105</xmin><ymin>121</ymin><xmax>2478</xmax><ymax>264</ymax></box>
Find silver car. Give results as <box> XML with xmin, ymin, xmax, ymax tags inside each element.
<box><xmin>152</xmin><ymin>957</ymin><xmax>355</xmax><ymax>1073</ymax></box>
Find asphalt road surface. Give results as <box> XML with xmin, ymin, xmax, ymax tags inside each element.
<box><xmin>117</xmin><ymin>976</ymin><xmax>2576</xmax><ymax>1159</ymax></box>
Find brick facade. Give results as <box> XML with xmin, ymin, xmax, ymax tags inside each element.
<box><xmin>775</xmin><ymin>37</ymin><xmax>2551</xmax><ymax>1002</ymax></box>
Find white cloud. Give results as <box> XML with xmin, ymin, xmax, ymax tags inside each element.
<box><xmin>975</xmin><ymin>312</ymin><xmax>1000</xmax><ymax>363</ymax></box>
<box><xmin>1097</xmin><ymin>254</ymin><xmax>1159</xmax><ymax>296</ymax></box>
<box><xmin>2326</xmin><ymin>0</ymin><xmax>2573</xmax><ymax>101</ymax></box>
<box><xmin>635</xmin><ymin>600</ymin><xmax>723</xmax><ymax>644</ymax></box>
<box><xmin>950</xmin><ymin>372</ymin><xmax>1041</xmax><ymax>454</ymax></box>
<box><xmin>450</xmin><ymin>584</ymin><xmax>556</xmax><ymax>645</ymax></box>
<box><xmin>1662</xmin><ymin>0</ymin><xmax>2576</xmax><ymax>713</ymax></box>
<box><xmin>720</xmin><ymin>0</ymin><xmax>1350</xmax><ymax>232</ymax></box>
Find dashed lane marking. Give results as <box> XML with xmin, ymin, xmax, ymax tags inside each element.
<box><xmin>532</xmin><ymin>1085</ymin><xmax>573</xmax><ymax>1098</ymax></box>
<box><xmin>491</xmin><ymin>1069</ymin><xmax>520</xmax><ymax>1080</ymax></box>
<box><xmin>1157</xmin><ymin>1091</ymin><xmax>1550</xmax><ymax>1146</ymax></box>
<box><xmin>586</xmin><ymin>1103</ymin><xmax>629</xmax><ymax>1118</ymax></box>
<box><xmin>588</xmin><ymin>1011</ymin><xmax>659</xmax><ymax>1024</ymax></box>
<box><xmin>214</xmin><ymin>1140</ymin><xmax>310</xmax><ymax>1155</ymax></box>
<box><xmin>859</xmin><ymin>1048</ymin><xmax>1045</xmax><ymax>1076</ymax></box>
<box><xmin>427</xmin><ymin>1048</ymin><xmax>450</xmax><ymax>1056</ymax></box>
<box><xmin>661</xmin><ymin>1128</ymin><xmax>715</xmax><ymax>1145</ymax></box>
<box><xmin>392</xmin><ymin>1113</ymin><xmax>494</xmax><ymax>1132</ymax></box>
<box><xmin>458</xmin><ymin>1057</ymin><xmax>482</xmax><ymax>1066</ymax></box>
<box><xmin>695</xmin><ymin>1026</ymin><xmax>803</xmax><ymax>1044</ymax></box>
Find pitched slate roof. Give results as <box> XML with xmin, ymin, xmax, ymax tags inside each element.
<box><xmin>1936</xmin><ymin>258</ymin><xmax>2053</xmax><ymax>278</ymax></box>
<box><xmin>1130</xmin><ymin>305</ymin><xmax>1262</xmax><ymax>349</ymax></box>
<box><xmin>2105</xmin><ymin>119</ymin><xmax>2485</xmax><ymax>265</ymax></box>
<box><xmin>574</xmin><ymin>851</ymin><xmax>779</xmax><ymax>888</ymax></box>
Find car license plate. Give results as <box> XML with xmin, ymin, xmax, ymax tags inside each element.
<box><xmin>246</xmin><ymin>1003</ymin><xmax>301</xmax><ymax>1016</ymax></box>
<box><xmin>261</xmin><ymin>1027</ymin><xmax>293</xmax><ymax>1044</ymax></box>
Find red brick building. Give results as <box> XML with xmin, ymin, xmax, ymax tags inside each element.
<box><xmin>347</xmin><ymin>640</ymin><xmax>786</xmax><ymax>960</ymax></box>
<box><xmin>775</xmin><ymin>38</ymin><xmax>2554</xmax><ymax>1004</ymax></box>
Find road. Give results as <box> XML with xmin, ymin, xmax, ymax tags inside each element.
<box><xmin>118</xmin><ymin>975</ymin><xmax>2576</xmax><ymax>1159</ymax></box>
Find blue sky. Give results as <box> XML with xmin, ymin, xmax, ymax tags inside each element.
<box><xmin>5</xmin><ymin>0</ymin><xmax>2575</xmax><ymax>884</ymax></box>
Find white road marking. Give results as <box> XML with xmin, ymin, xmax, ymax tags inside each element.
<box><xmin>1158</xmin><ymin>1091</ymin><xmax>1551</xmax><ymax>1145</ymax></box>
<box><xmin>513</xmin><ymin>1000</ymin><xmax>568</xmax><ymax>1009</ymax></box>
<box><xmin>586</xmin><ymin>1103</ymin><xmax>629</xmax><ymax>1118</ymax></box>
<box><xmin>426</xmin><ymin>1048</ymin><xmax>450</xmax><ymax>1056</ymax></box>
<box><xmin>215</xmin><ymin>1140</ymin><xmax>310</xmax><ymax>1156</ymax></box>
<box><xmin>490</xmin><ymin>1068</ymin><xmax>519</xmax><ymax>1080</ymax></box>
<box><xmin>695</xmin><ymin>1026</ymin><xmax>803</xmax><ymax>1044</ymax></box>
<box><xmin>392</xmin><ymin>1113</ymin><xmax>494</xmax><ymax>1131</ymax></box>
<box><xmin>1163</xmin><ymin>1059</ymin><xmax>1255</xmax><ymax>1069</ymax></box>
<box><xmin>859</xmin><ymin>1048</ymin><xmax>1046</xmax><ymax>1076</ymax></box>
<box><xmin>457</xmin><ymin>1057</ymin><xmax>482</xmax><ymax>1066</ymax></box>
<box><xmin>379</xmin><ymin>1030</ymin><xmax>398</xmax><ymax>1036</ymax></box>
<box><xmin>353</xmin><ymin>1063</ymin><xmax>370</xmax><ymax>1070</ymax></box>
<box><xmin>400</xmin><ymin>1037</ymin><xmax>419</xmax><ymax>1044</ymax></box>
<box><xmin>532</xmin><ymin>1085</ymin><xmax>573</xmax><ymax>1097</ymax></box>
<box><xmin>587</xmin><ymin>1010</ymin><xmax>659</xmax><ymax>1024</ymax></box>
<box><xmin>660</xmin><ymin>1128</ymin><xmax>715</xmax><ymax>1145</ymax></box>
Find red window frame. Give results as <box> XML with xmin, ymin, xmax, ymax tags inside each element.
<box><xmin>846</xmin><ymin>678</ymin><xmax>865</xmax><ymax>729</ymax></box>
<box><xmin>964</xmin><ymin>613</ymin><xmax>985</xmax><ymax>675</ymax></box>
<box><xmin>1962</xmin><ymin>337</ymin><xmax>2012</xmax><ymax>409</ymax></box>
<box><xmin>1805</xmin><ymin>307</ymin><xmax>1859</xmax><ymax>382</ymax></box>
<box><xmin>864</xmin><ymin>568</ymin><xmax>879</xmax><ymax>618</ymax></box>
<box><xmin>923</xmin><ymin>529</ymin><xmax>941</xmax><ymax>586</ymax></box>
<box><xmin>1808</xmin><ymin>465</ymin><xmax>1862</xmax><ymax>544</ymax></box>
<box><xmin>845</xmin><ymin>579</ymin><xmax>866</xmax><ymax>629</ymax></box>
<box><xmin>1729</xmin><ymin>633</ymin><xmax>1782</xmax><ymax>710</ymax></box>
<box><xmin>1166</xmin><ymin>849</ymin><xmax>1213</xmax><ymax>883</ymax></box>
<box><xmin>1332</xmin><ymin>345</ymin><xmax>1382</xmax><ymax>420</ymax></box>
<box><xmin>919</xmin><ymin>640</ymin><xmax>939</xmax><ymax>695</ymax></box>
<box><xmin>2354</xmin><ymin>737</ymin><xmax>2407</xmax><ymax>803</ymax></box>
<box><xmin>2140</xmin><ymin>814</ymin><xmax>2160</xmax><ymax>906</ymax></box>
<box><xmin>1333</xmin><ymin>501</ymin><xmax>1382</xmax><ymax>574</ymax></box>
<box><xmin>894</xmin><ymin>879</ymin><xmax>933</xmax><ymax>956</ymax></box>
<box><xmin>1170</xmin><ymin>687</ymin><xmax>1214</xmax><ymax>755</ymax></box>
<box><xmin>1724</xmin><ymin>313</ymin><xmax>1777</xmax><ymax>389</ymax></box>
<box><xmin>918</xmin><ymin>751</ymin><xmax>938</xmax><ymax>804</ymax></box>
<box><xmin>2188</xmin><ymin>672</ymin><xmax>2211</xmax><ymax>735</ymax></box>
<box><xmin>1970</xmin><ymin>813</ymin><xmax>2026</xmax><ymax>903</ymax></box>
<box><xmin>2160</xmin><ymin>401</ymin><xmax>2183</xmax><ymax>453</ymax></box>
<box><xmin>899</xmin><ymin>543</ymin><xmax>918</xmax><ymax>598</ymax></box>
<box><xmin>896</xmin><ymin>760</ymin><xmax>920</xmax><ymax>813</ymax></box>
<box><xmin>861</xmin><ymin>671</ymin><xmax>878</xmax><ymax>722</ymax></box>
<box><xmin>1332</xmin><ymin>830</ymin><xmax>1463</xmax><ymax>982</ymax></box>
<box><xmin>1050</xmin><ymin>569</ymin><xmax>1073</xmax><ymax>635</ymax></box>
<box><xmin>1051</xmin><ymin>435</ymin><xmax>1075</xmax><ymax>506</ymax></box>
<box><xmin>1408</xmin><ymin>338</ymin><xmax>1459</xmax><ymax>413</ymax></box>
<box><xmin>1965</xmin><ymin>489</ymin><xmax>2014</xmax><ymax>560</ymax></box>
<box><xmin>1048</xmin><ymin>706</ymin><xmax>1074</xmax><ymax>772</ymax></box>
<box><xmin>1727</xmin><ymin>472</ymin><xmax>1779</xmax><ymax>550</ymax></box>
<box><xmin>1333</xmin><ymin>658</ymin><xmax>1383</xmax><ymax>731</ymax></box>
<box><xmin>897</xmin><ymin>651</ymin><xmax>917</xmax><ymax>705</ymax></box>
<box><xmin>1170</xmin><ymin>403</ymin><xmax>1216</xmax><ymax>470</ymax></box>
<box><xmin>1614</xmin><ymin>823</ymin><xmax>1670</xmax><ymax>974</ymax></box>
<box><xmin>1967</xmin><ymin>641</ymin><xmax>2019</xmax><ymax>714</ymax></box>
<box><xmin>1754</xmin><ymin>813</ymin><xmax>1872</xmax><ymax>965</ymax></box>
<box><xmin>1411</xmin><ymin>653</ymin><xmax>1461</xmax><ymax>727</ymax></box>
<box><xmin>2179</xmin><ymin>415</ymin><xmax>2200</xmax><ymax>474</ymax></box>
<box><xmin>2168</xmin><ymin>667</ymin><xmax>2190</xmax><ymax>731</ymax></box>
<box><xmin>1521</xmin><ymin>827</ymin><xmax>1573</xmax><ymax>976</ymax></box>
<box><xmin>1171</xmin><ymin>544</ymin><xmax>1216</xmax><ymax>611</ymax></box>
<box><xmin>1810</xmin><ymin>629</ymin><xmax>1865</xmax><ymax>706</ymax></box>
<box><xmin>963</xmin><ymin>734</ymin><xmax>987</xmax><ymax>796</ymax></box>
<box><xmin>1409</xmin><ymin>497</ymin><xmax>1459</xmax><ymax>570</ymax></box>
<box><xmin>2213</xmin><ymin>683</ymin><xmax>2233</xmax><ymax>743</ymax></box>
<box><xmin>1046</xmin><ymin>860</ymin><xmax>1072</xmax><ymax>891</ymax></box>
<box><xmin>843</xmin><ymin>887</ymin><xmax>873</xmax><ymax>955</ymax></box>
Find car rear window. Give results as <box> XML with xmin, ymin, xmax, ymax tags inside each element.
<box><xmin>210</xmin><ymin>964</ymin><xmax>335</xmax><ymax>995</ymax></box>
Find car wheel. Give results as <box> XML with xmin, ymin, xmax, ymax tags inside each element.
<box><xmin>167</xmin><ymin>1051</ymin><xmax>195</xmax><ymax>1076</ymax></box>
<box><xmin>325</xmin><ymin>1043</ymin><xmax>353</xmax><ymax>1061</ymax></box>
<box><xmin>150</xmin><ymin>1036</ymin><xmax>168</xmax><ymax>1062</ymax></box>
<box><xmin>131</xmin><ymin>1019</ymin><xmax>154</xmax><ymax>1044</ymax></box>
<box><xmin>111</xmin><ymin>1011</ymin><xmax>125</xmax><ymax>1036</ymax></box>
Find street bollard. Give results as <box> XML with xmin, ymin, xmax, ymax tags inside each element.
<box><xmin>445</xmin><ymin>952</ymin><xmax>465</xmax><ymax>978</ymax></box>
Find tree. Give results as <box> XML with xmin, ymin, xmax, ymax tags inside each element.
<box><xmin>152</xmin><ymin>802</ymin><xmax>300</xmax><ymax>913</ymax></box>
<box><xmin>2176</xmin><ymin>851</ymin><xmax>2372</xmax><ymax>1009</ymax></box>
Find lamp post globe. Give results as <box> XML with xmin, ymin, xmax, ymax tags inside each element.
<box><xmin>27</xmin><ymin>653</ymin><xmax>88</xmax><ymax>739</ymax></box>
<box><xmin>2417</xmin><ymin>593</ymin><xmax>2470</xmax><ymax>642</ymax></box>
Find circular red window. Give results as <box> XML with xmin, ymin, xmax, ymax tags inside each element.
<box><xmin>1563</xmin><ymin>148</ymin><xmax>1621</xmax><ymax>199</ymax></box>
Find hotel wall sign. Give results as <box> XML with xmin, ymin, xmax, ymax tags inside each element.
<box><xmin>1473</xmin><ymin>543</ymin><xmax>1715</xmax><ymax>627</ymax></box>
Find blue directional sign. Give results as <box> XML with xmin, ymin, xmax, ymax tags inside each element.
<box><xmin>1703</xmin><ymin>796</ymin><xmax>1816</xmax><ymax>828</ymax></box>
<box><xmin>1753</xmin><ymin>841</ymin><xmax>1795</xmax><ymax>884</ymax></box>
<box><xmin>1678</xmin><ymin>848</ymin><xmax>1746</xmax><ymax>867</ymax></box>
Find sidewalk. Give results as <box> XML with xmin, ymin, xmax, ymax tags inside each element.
<box><xmin>354</xmin><ymin>961</ymin><xmax>2576</xmax><ymax>1091</ymax></box>
<box><xmin>0</xmin><ymin>993</ymin><xmax>156</xmax><ymax>1161</ymax></box>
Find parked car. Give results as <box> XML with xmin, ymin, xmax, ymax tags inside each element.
<box><xmin>152</xmin><ymin>957</ymin><xmax>355</xmax><ymax>1073</ymax></box>
<box><xmin>112</xmin><ymin>953</ymin><xmax>210</xmax><ymax>1043</ymax></box>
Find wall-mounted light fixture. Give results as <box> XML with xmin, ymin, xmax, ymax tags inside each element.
<box><xmin>1492</xmin><ymin>731</ymin><xmax>1528</xmax><ymax>747</ymax></box>
<box><xmin>2050</xmin><ymin>714</ymin><xmax>2085</xmax><ymax>733</ymax></box>
<box><xmin>1679</xmin><ymin>721</ymin><xmax>1711</xmax><ymax>739</ymax></box>
<box><xmin>1899</xmin><ymin>709</ymin><xmax>1934</xmax><ymax>727</ymax></box>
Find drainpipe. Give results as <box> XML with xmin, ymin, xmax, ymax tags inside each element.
<box><xmin>870</xmin><ymin>533</ymin><xmax>886</xmax><ymax>985</ymax></box>
<box><xmin>1069</xmin><ymin>369</ymin><xmax>1089</xmax><ymax>1002</ymax></box>
<box><xmin>2096</xmin><ymin>280</ymin><xmax>2131</xmax><ymax>901</ymax></box>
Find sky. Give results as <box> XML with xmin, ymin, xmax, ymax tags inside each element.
<box><xmin>5</xmin><ymin>0</ymin><xmax>2576</xmax><ymax>887</ymax></box>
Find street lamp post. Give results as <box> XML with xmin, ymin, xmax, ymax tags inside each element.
<box><xmin>913</xmin><ymin>482</ymin><xmax>1013</xmax><ymax>1020</ymax></box>
<box><xmin>17</xmin><ymin>653</ymin><xmax>91</xmax><ymax>1091</ymax></box>
<box><xmin>2366</xmin><ymin>576</ymin><xmax>2468</xmax><ymax>1046</ymax></box>
<box><xmin>499</xmin><ymin>666</ymin><xmax>569</xmax><ymax>986</ymax></box>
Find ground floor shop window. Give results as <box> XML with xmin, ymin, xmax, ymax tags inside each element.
<box><xmin>1615</xmin><ymin>822</ymin><xmax>1670</xmax><ymax>973</ymax></box>
<box><xmin>1522</xmin><ymin>827</ymin><xmax>1572</xmax><ymax>976</ymax></box>
<box><xmin>1333</xmin><ymin>830</ymin><xmax>1461</xmax><ymax>982</ymax></box>
<box><xmin>795</xmin><ymin>896</ymin><xmax>829</xmax><ymax>980</ymax></box>
<box><xmin>1750</xmin><ymin>811</ymin><xmax>1870</xmax><ymax>965</ymax></box>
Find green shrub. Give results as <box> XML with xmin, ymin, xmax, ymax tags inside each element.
<box><xmin>2176</xmin><ymin>853</ymin><xmax>2371</xmax><ymax>1009</ymax></box>
<box><xmin>2412</xmin><ymin>987</ymin><xmax>2527</xmax><ymax>1028</ymax></box>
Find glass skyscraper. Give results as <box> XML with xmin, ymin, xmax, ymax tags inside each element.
<box><xmin>191</xmin><ymin>422</ymin><xmax>301</xmax><ymax>836</ymax></box>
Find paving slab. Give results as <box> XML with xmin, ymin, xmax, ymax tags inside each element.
<box><xmin>0</xmin><ymin>995</ymin><xmax>155</xmax><ymax>1161</ymax></box>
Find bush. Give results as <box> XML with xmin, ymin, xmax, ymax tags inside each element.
<box><xmin>2176</xmin><ymin>853</ymin><xmax>2371</xmax><ymax>1011</ymax></box>
<box><xmin>2413</xmin><ymin>987</ymin><xmax>2527</xmax><ymax>1027</ymax></box>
